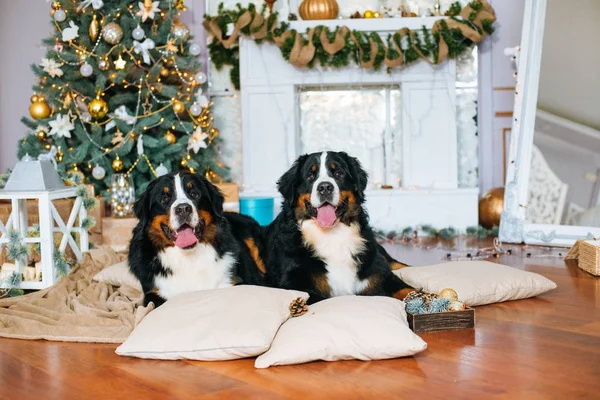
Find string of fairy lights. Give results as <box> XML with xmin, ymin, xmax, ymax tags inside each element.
<box><xmin>28</xmin><ymin>0</ymin><xmax>218</xmax><ymax>183</ymax></box>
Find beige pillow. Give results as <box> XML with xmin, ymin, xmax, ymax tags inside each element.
<box><xmin>116</xmin><ymin>285</ymin><xmax>308</xmax><ymax>360</ymax></box>
<box><xmin>254</xmin><ymin>296</ymin><xmax>427</xmax><ymax>369</ymax></box>
<box><xmin>394</xmin><ymin>261</ymin><xmax>557</xmax><ymax>306</ymax></box>
<box><xmin>93</xmin><ymin>261</ymin><xmax>142</xmax><ymax>291</ymax></box>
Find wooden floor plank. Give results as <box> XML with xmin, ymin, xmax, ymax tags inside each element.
<box><xmin>1</xmin><ymin>240</ymin><xmax>599</xmax><ymax>399</ymax></box>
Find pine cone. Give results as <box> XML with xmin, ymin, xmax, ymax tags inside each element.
<box><xmin>289</xmin><ymin>297</ymin><xmax>308</xmax><ymax>317</ymax></box>
<box><xmin>404</xmin><ymin>288</ymin><xmax>439</xmax><ymax>306</ymax></box>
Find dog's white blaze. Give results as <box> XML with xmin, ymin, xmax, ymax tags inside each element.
<box><xmin>155</xmin><ymin>244</ymin><xmax>235</xmax><ymax>299</ymax></box>
<box><xmin>300</xmin><ymin>219</ymin><xmax>368</xmax><ymax>296</ymax></box>
<box><xmin>310</xmin><ymin>152</ymin><xmax>340</xmax><ymax>207</ymax></box>
<box><xmin>170</xmin><ymin>173</ymin><xmax>199</xmax><ymax>229</ymax></box>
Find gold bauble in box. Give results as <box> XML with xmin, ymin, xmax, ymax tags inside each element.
<box><xmin>88</xmin><ymin>96</ymin><xmax>109</xmax><ymax>120</ymax></box>
<box><xmin>298</xmin><ymin>0</ymin><xmax>339</xmax><ymax>20</ymax></box>
<box><xmin>102</xmin><ymin>22</ymin><xmax>124</xmax><ymax>45</ymax></box>
<box><xmin>164</xmin><ymin>131</ymin><xmax>176</xmax><ymax>144</ymax></box>
<box><xmin>439</xmin><ymin>288</ymin><xmax>459</xmax><ymax>302</ymax></box>
<box><xmin>172</xmin><ymin>100</ymin><xmax>185</xmax><ymax>114</ymax></box>
<box><xmin>170</xmin><ymin>19</ymin><xmax>190</xmax><ymax>42</ymax></box>
<box><xmin>479</xmin><ymin>187</ymin><xmax>505</xmax><ymax>229</ymax></box>
<box><xmin>29</xmin><ymin>98</ymin><xmax>51</xmax><ymax>120</ymax></box>
<box><xmin>112</xmin><ymin>156</ymin><xmax>124</xmax><ymax>172</ymax></box>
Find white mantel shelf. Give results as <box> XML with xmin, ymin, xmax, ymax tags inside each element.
<box><xmin>287</xmin><ymin>16</ymin><xmax>445</xmax><ymax>32</ymax></box>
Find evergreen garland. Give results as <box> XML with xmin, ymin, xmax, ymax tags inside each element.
<box><xmin>378</xmin><ymin>224</ymin><xmax>499</xmax><ymax>241</ymax></box>
<box><xmin>204</xmin><ymin>1</ymin><xmax>496</xmax><ymax>90</ymax></box>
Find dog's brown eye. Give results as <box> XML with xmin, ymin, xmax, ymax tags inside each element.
<box><xmin>161</xmin><ymin>195</ymin><xmax>170</xmax><ymax>204</ymax></box>
<box><xmin>334</xmin><ymin>170</ymin><xmax>344</xmax><ymax>179</ymax></box>
<box><xmin>191</xmin><ymin>191</ymin><xmax>199</xmax><ymax>199</ymax></box>
<box><xmin>307</xmin><ymin>173</ymin><xmax>316</xmax><ymax>182</ymax></box>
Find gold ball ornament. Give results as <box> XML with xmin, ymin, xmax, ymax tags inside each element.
<box><xmin>55</xmin><ymin>146</ymin><xmax>64</xmax><ymax>163</ymax></box>
<box><xmin>438</xmin><ymin>288</ymin><xmax>459</xmax><ymax>302</ymax></box>
<box><xmin>180</xmin><ymin>158</ymin><xmax>187</xmax><ymax>167</ymax></box>
<box><xmin>30</xmin><ymin>94</ymin><xmax>40</xmax><ymax>103</ymax></box>
<box><xmin>172</xmin><ymin>100</ymin><xmax>185</xmax><ymax>114</ymax></box>
<box><xmin>36</xmin><ymin>127</ymin><xmax>48</xmax><ymax>140</ymax></box>
<box><xmin>298</xmin><ymin>0</ymin><xmax>339</xmax><ymax>20</ymax></box>
<box><xmin>29</xmin><ymin>98</ymin><xmax>51</xmax><ymax>120</ymax></box>
<box><xmin>170</xmin><ymin>19</ymin><xmax>190</xmax><ymax>42</ymax></box>
<box><xmin>102</xmin><ymin>22</ymin><xmax>124</xmax><ymax>45</ymax></box>
<box><xmin>88</xmin><ymin>96</ymin><xmax>109</xmax><ymax>120</ymax></box>
<box><xmin>364</xmin><ymin>10</ymin><xmax>374</xmax><ymax>18</ymax></box>
<box><xmin>173</xmin><ymin>0</ymin><xmax>185</xmax><ymax>9</ymax></box>
<box><xmin>98</xmin><ymin>59</ymin><xmax>110</xmax><ymax>71</ymax></box>
<box><xmin>373</xmin><ymin>11</ymin><xmax>382</xmax><ymax>18</ymax></box>
<box><xmin>112</xmin><ymin>156</ymin><xmax>124</xmax><ymax>172</ymax></box>
<box><xmin>51</xmin><ymin>2</ymin><xmax>61</xmax><ymax>11</ymax></box>
<box><xmin>479</xmin><ymin>187</ymin><xmax>505</xmax><ymax>229</ymax></box>
<box><xmin>448</xmin><ymin>301</ymin><xmax>467</xmax><ymax>311</ymax></box>
<box><xmin>164</xmin><ymin>131</ymin><xmax>176</xmax><ymax>144</ymax></box>
<box><xmin>160</xmin><ymin>66</ymin><xmax>170</xmax><ymax>77</ymax></box>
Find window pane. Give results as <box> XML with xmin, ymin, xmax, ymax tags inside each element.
<box><xmin>299</xmin><ymin>85</ymin><xmax>401</xmax><ymax>187</ymax></box>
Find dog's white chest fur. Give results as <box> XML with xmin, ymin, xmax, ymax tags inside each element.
<box><xmin>155</xmin><ymin>244</ymin><xmax>235</xmax><ymax>299</ymax></box>
<box><xmin>301</xmin><ymin>220</ymin><xmax>368</xmax><ymax>296</ymax></box>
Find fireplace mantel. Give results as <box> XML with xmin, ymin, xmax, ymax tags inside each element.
<box><xmin>238</xmin><ymin>17</ymin><xmax>478</xmax><ymax>230</ymax></box>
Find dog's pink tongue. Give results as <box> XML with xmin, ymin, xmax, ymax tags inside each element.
<box><xmin>316</xmin><ymin>205</ymin><xmax>337</xmax><ymax>228</ymax></box>
<box><xmin>175</xmin><ymin>227</ymin><xmax>198</xmax><ymax>248</ymax></box>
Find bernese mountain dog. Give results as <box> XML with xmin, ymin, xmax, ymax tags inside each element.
<box><xmin>265</xmin><ymin>151</ymin><xmax>413</xmax><ymax>304</ymax></box>
<box><xmin>128</xmin><ymin>172</ymin><xmax>267</xmax><ymax>307</ymax></box>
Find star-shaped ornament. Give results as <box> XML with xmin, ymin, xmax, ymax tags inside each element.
<box><xmin>142</xmin><ymin>96</ymin><xmax>152</xmax><ymax>114</ymax></box>
<box><xmin>114</xmin><ymin>55</ymin><xmax>126</xmax><ymax>70</ymax></box>
<box><xmin>165</xmin><ymin>39</ymin><xmax>178</xmax><ymax>54</ymax></box>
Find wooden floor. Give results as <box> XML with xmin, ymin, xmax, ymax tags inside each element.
<box><xmin>1</xmin><ymin>238</ymin><xmax>600</xmax><ymax>400</ymax></box>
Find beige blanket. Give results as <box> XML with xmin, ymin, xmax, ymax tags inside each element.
<box><xmin>0</xmin><ymin>247</ymin><xmax>153</xmax><ymax>343</ymax></box>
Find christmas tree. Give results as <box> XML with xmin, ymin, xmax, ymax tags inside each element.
<box><xmin>18</xmin><ymin>0</ymin><xmax>226</xmax><ymax>197</ymax></box>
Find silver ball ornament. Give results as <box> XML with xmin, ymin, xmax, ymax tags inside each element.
<box><xmin>195</xmin><ymin>72</ymin><xmax>207</xmax><ymax>84</ymax></box>
<box><xmin>189</xmin><ymin>103</ymin><xmax>202</xmax><ymax>117</ymax></box>
<box><xmin>197</xmin><ymin>95</ymin><xmax>209</xmax><ymax>107</ymax></box>
<box><xmin>54</xmin><ymin>9</ymin><xmax>66</xmax><ymax>22</ymax></box>
<box><xmin>189</xmin><ymin>43</ymin><xmax>201</xmax><ymax>56</ymax></box>
<box><xmin>156</xmin><ymin>163</ymin><xmax>168</xmax><ymax>177</ymax></box>
<box><xmin>92</xmin><ymin>164</ymin><xmax>106</xmax><ymax>180</ymax></box>
<box><xmin>92</xmin><ymin>0</ymin><xmax>104</xmax><ymax>9</ymax></box>
<box><xmin>80</xmin><ymin>63</ymin><xmax>93</xmax><ymax>77</ymax></box>
<box><xmin>132</xmin><ymin>25</ymin><xmax>145</xmax><ymax>40</ymax></box>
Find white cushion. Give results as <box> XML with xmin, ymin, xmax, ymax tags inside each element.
<box><xmin>254</xmin><ymin>296</ymin><xmax>427</xmax><ymax>369</ymax></box>
<box><xmin>394</xmin><ymin>261</ymin><xmax>557</xmax><ymax>306</ymax></box>
<box><xmin>93</xmin><ymin>261</ymin><xmax>142</xmax><ymax>291</ymax></box>
<box><xmin>116</xmin><ymin>286</ymin><xmax>308</xmax><ymax>361</ymax></box>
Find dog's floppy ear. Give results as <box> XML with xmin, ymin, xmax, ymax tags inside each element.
<box><xmin>134</xmin><ymin>179</ymin><xmax>158</xmax><ymax>226</ymax></box>
<box><xmin>277</xmin><ymin>154</ymin><xmax>308</xmax><ymax>208</ymax></box>
<box><xmin>340</xmin><ymin>152</ymin><xmax>368</xmax><ymax>201</ymax></box>
<box><xmin>202</xmin><ymin>178</ymin><xmax>225</xmax><ymax>219</ymax></box>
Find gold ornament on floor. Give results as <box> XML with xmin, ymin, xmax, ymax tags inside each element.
<box><xmin>89</xmin><ymin>14</ymin><xmax>100</xmax><ymax>42</ymax></box>
<box><xmin>88</xmin><ymin>95</ymin><xmax>108</xmax><ymax>120</ymax></box>
<box><xmin>479</xmin><ymin>187</ymin><xmax>505</xmax><ymax>229</ymax></box>
<box><xmin>29</xmin><ymin>96</ymin><xmax>51</xmax><ymax>120</ymax></box>
<box><xmin>364</xmin><ymin>10</ymin><xmax>374</xmax><ymax>18</ymax></box>
<box><xmin>164</xmin><ymin>131</ymin><xmax>176</xmax><ymax>144</ymax></box>
<box><xmin>438</xmin><ymin>288</ymin><xmax>459</xmax><ymax>302</ymax></box>
<box><xmin>170</xmin><ymin>19</ymin><xmax>190</xmax><ymax>41</ymax></box>
<box><xmin>289</xmin><ymin>297</ymin><xmax>308</xmax><ymax>317</ymax></box>
<box><xmin>112</xmin><ymin>156</ymin><xmax>124</xmax><ymax>172</ymax></box>
<box><xmin>172</xmin><ymin>100</ymin><xmax>185</xmax><ymax>114</ymax></box>
<box><xmin>298</xmin><ymin>0</ymin><xmax>339</xmax><ymax>20</ymax></box>
<box><xmin>102</xmin><ymin>22</ymin><xmax>124</xmax><ymax>45</ymax></box>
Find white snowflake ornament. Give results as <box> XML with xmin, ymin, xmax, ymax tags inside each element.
<box><xmin>187</xmin><ymin>128</ymin><xmax>209</xmax><ymax>154</ymax></box>
<box><xmin>138</xmin><ymin>1</ymin><xmax>160</xmax><ymax>22</ymax></box>
<box><xmin>48</xmin><ymin>114</ymin><xmax>75</xmax><ymax>138</ymax></box>
<box><xmin>40</xmin><ymin>58</ymin><xmax>63</xmax><ymax>78</ymax></box>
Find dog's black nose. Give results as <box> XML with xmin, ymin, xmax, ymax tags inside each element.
<box><xmin>317</xmin><ymin>182</ymin><xmax>334</xmax><ymax>196</ymax></box>
<box><xmin>175</xmin><ymin>204</ymin><xmax>192</xmax><ymax>219</ymax></box>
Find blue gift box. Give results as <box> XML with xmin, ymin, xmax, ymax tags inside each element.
<box><xmin>239</xmin><ymin>197</ymin><xmax>274</xmax><ymax>226</ymax></box>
